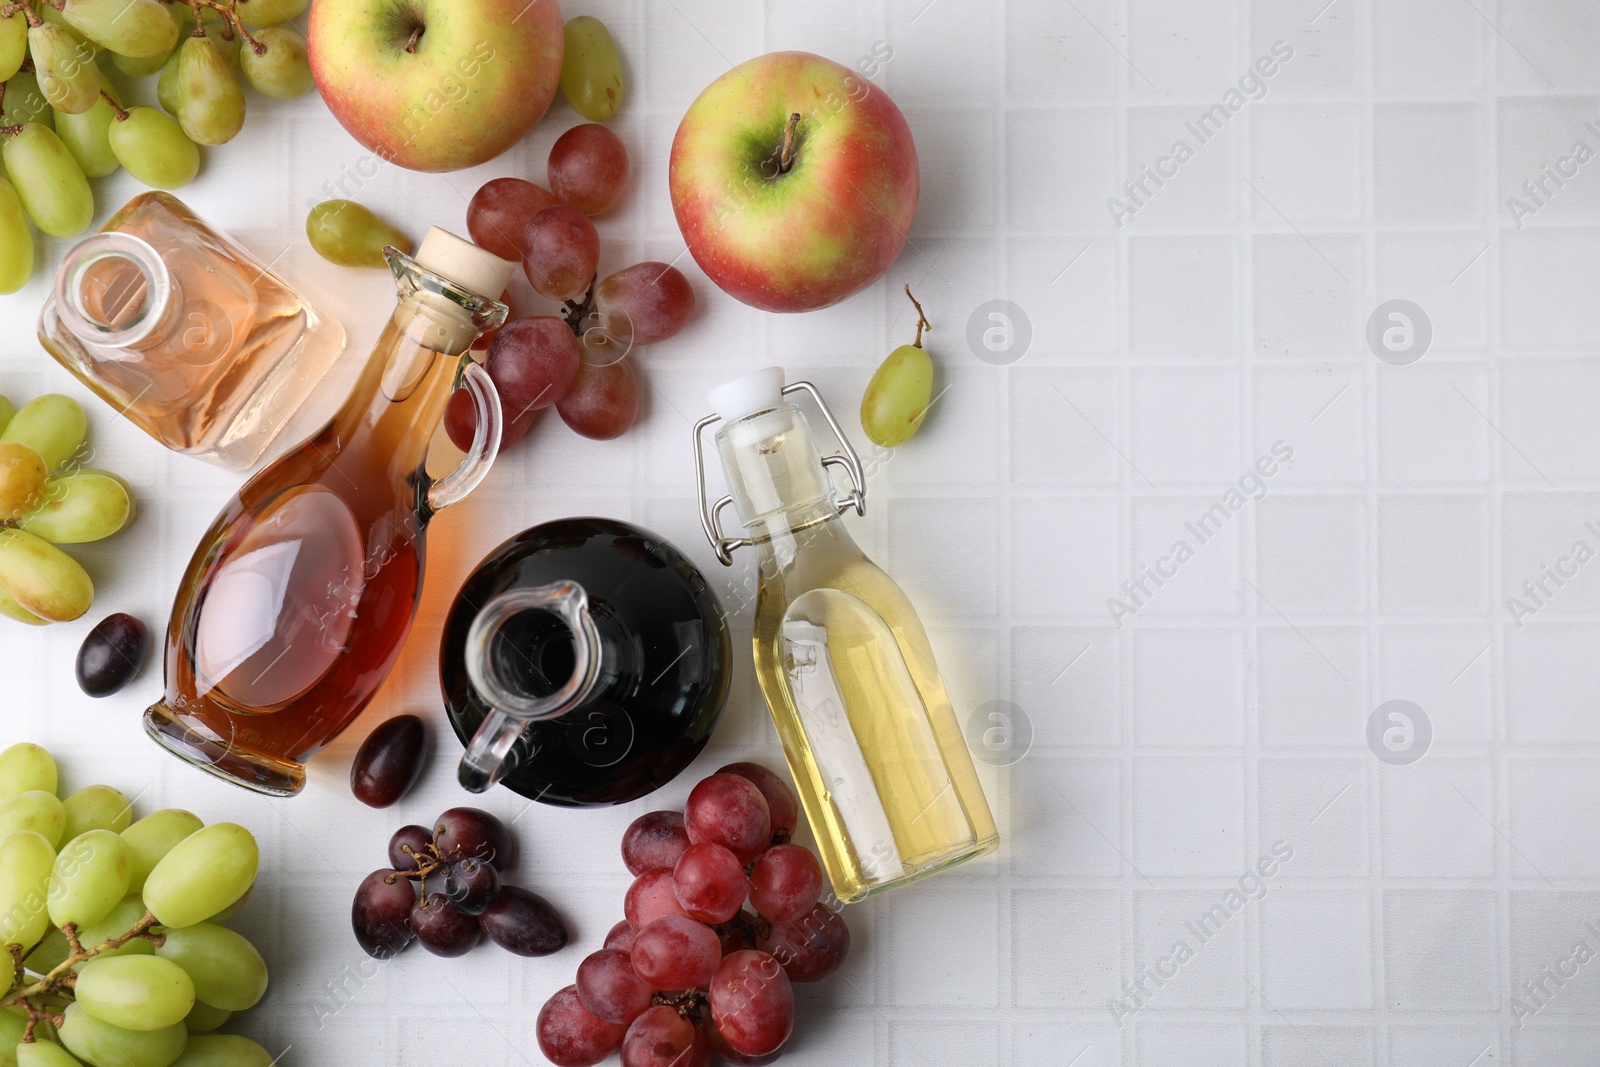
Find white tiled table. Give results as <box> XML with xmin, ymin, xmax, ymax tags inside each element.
<box><xmin>4</xmin><ymin>0</ymin><xmax>1600</xmax><ymax>1063</ymax></box>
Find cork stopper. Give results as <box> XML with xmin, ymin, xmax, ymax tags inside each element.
<box><xmin>413</xmin><ymin>227</ymin><xmax>515</xmax><ymax>299</ymax></box>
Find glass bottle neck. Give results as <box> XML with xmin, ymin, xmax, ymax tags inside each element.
<box><xmin>715</xmin><ymin>401</ymin><xmax>847</xmax><ymax>546</ymax></box>
<box><xmin>53</xmin><ymin>233</ymin><xmax>182</xmax><ymax>351</ymax></box>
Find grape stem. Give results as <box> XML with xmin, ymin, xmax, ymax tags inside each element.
<box><xmin>559</xmin><ymin>275</ymin><xmax>600</xmax><ymax>337</ymax></box>
<box><xmin>903</xmin><ymin>284</ymin><xmax>931</xmax><ymax>348</ymax></box>
<box><xmin>1</xmin><ymin>0</ymin><xmax>40</xmax><ymax>28</ymax></box>
<box><xmin>0</xmin><ymin>912</ymin><xmax>166</xmax><ymax>1027</ymax></box>
<box><xmin>100</xmin><ymin>89</ymin><xmax>129</xmax><ymax>121</ymax></box>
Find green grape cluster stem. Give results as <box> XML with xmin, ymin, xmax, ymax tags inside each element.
<box><xmin>2</xmin><ymin>913</ymin><xmax>164</xmax><ymax>1042</ymax></box>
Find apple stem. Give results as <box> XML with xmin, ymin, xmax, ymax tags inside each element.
<box><xmin>404</xmin><ymin>24</ymin><xmax>423</xmax><ymax>54</ymax></box>
<box><xmin>904</xmin><ymin>285</ymin><xmax>931</xmax><ymax>349</ymax></box>
<box><xmin>777</xmin><ymin>112</ymin><xmax>800</xmax><ymax>174</ymax></box>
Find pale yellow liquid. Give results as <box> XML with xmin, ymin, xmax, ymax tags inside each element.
<box><xmin>752</xmin><ymin>517</ymin><xmax>998</xmax><ymax>903</ymax></box>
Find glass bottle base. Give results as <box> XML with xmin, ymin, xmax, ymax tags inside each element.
<box><xmin>143</xmin><ymin>703</ymin><xmax>307</xmax><ymax>797</ymax></box>
<box><xmin>834</xmin><ymin>832</ymin><xmax>1000</xmax><ymax>905</ymax></box>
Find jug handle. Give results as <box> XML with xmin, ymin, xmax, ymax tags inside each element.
<box><xmin>427</xmin><ymin>361</ymin><xmax>502</xmax><ymax>515</ymax></box>
<box><xmin>459</xmin><ymin>709</ymin><xmax>524</xmax><ymax>793</ymax></box>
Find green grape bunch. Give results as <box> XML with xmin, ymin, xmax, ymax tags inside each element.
<box><xmin>0</xmin><ymin>393</ymin><xmax>135</xmax><ymax>626</ymax></box>
<box><xmin>0</xmin><ymin>0</ymin><xmax>316</xmax><ymax>296</ymax></box>
<box><xmin>0</xmin><ymin>742</ymin><xmax>278</xmax><ymax>1066</ymax></box>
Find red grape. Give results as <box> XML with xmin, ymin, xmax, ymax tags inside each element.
<box><xmin>622</xmin><ymin>1005</ymin><xmax>710</xmax><ymax>1067</ymax></box>
<box><xmin>387</xmin><ymin>825</ymin><xmax>433</xmax><ymax>876</ymax></box>
<box><xmin>756</xmin><ymin>902</ymin><xmax>851</xmax><ymax>982</ymax></box>
<box><xmin>557</xmin><ymin>357</ymin><xmax>640</xmax><ymax>440</ymax></box>
<box><xmin>442</xmin><ymin>856</ymin><xmax>501</xmax><ymax>916</ymax></box>
<box><xmin>685</xmin><ymin>773</ymin><xmax>771</xmax><ymax>864</ymax></box>
<box><xmin>444</xmin><ymin>383</ymin><xmax>540</xmax><ymax>453</ymax></box>
<box><xmin>577</xmin><ymin>948</ymin><xmax>655</xmax><ymax>1025</ymax></box>
<box><xmin>486</xmin><ymin>316</ymin><xmax>581</xmax><ymax>412</ymax></box>
<box><xmin>630</xmin><ymin>916</ymin><xmax>720</xmax><ymax>990</ymax></box>
<box><xmin>351</xmin><ymin>868</ymin><xmax>416</xmax><ymax>959</ymax></box>
<box><xmin>672</xmin><ymin>842</ymin><xmax>748</xmax><ymax>925</ymax></box>
<box><xmin>479</xmin><ymin>886</ymin><xmax>569</xmax><ymax>957</ymax></box>
<box><xmin>716</xmin><ymin>762</ymin><xmax>801</xmax><ymax>844</ymax></box>
<box><xmin>624</xmin><ymin>868</ymin><xmax>690</xmax><ymax>930</ymax></box>
<box><xmin>469</xmin><ymin>177</ymin><xmax>560</xmax><ymax>260</ymax></box>
<box><xmin>434</xmin><ymin>807</ymin><xmax>513</xmax><ymax>870</ymax></box>
<box><xmin>548</xmin><ymin>123</ymin><xmax>629</xmax><ymax>216</ymax></box>
<box><xmin>709</xmin><ymin>950</ymin><xmax>793</xmax><ymax>1061</ymax></box>
<box><xmin>621</xmin><ymin>811</ymin><xmax>691</xmax><ymax>876</ymax></box>
<box><xmin>604</xmin><ymin>919</ymin><xmax>637</xmax><ymax>953</ymax></box>
<box><xmin>410</xmin><ymin>892</ymin><xmax>481</xmax><ymax>957</ymax></box>
<box><xmin>523</xmin><ymin>204</ymin><xmax>600</xmax><ymax>301</ymax></box>
<box><xmin>594</xmin><ymin>263</ymin><xmax>695</xmax><ymax>347</ymax></box>
<box><xmin>537</xmin><ymin>985</ymin><xmax>626</xmax><ymax>1067</ymax></box>
<box><xmin>747</xmin><ymin>844</ymin><xmax>824</xmax><ymax>923</ymax></box>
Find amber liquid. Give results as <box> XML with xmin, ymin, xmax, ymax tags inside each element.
<box><xmin>38</xmin><ymin>193</ymin><xmax>344</xmax><ymax>469</ymax></box>
<box><xmin>145</xmin><ymin>305</ymin><xmax>465</xmax><ymax>795</ymax></box>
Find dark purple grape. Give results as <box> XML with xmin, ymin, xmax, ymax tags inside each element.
<box><xmin>622</xmin><ymin>1005</ymin><xmax>710</xmax><ymax>1067</ymax></box>
<box><xmin>411</xmin><ymin>892</ymin><xmax>481</xmax><ymax>957</ymax></box>
<box><xmin>756</xmin><ymin>902</ymin><xmax>850</xmax><ymax>982</ymax></box>
<box><xmin>435</xmin><ymin>807</ymin><xmax>514</xmax><ymax>870</ymax></box>
<box><xmin>620</xmin><ymin>811</ymin><xmax>690</xmax><ymax>876</ymax></box>
<box><xmin>75</xmin><ymin>613</ymin><xmax>148</xmax><ymax>698</ymax></box>
<box><xmin>479</xmin><ymin>885</ymin><xmax>568</xmax><ymax>957</ymax></box>
<box><xmin>442</xmin><ymin>857</ymin><xmax>502</xmax><ymax>916</ymax></box>
<box><xmin>351</xmin><ymin>868</ymin><xmax>417</xmax><ymax>959</ymax></box>
<box><xmin>387</xmin><ymin>824</ymin><xmax>434</xmax><ymax>877</ymax></box>
<box><xmin>350</xmin><ymin>714</ymin><xmax>429</xmax><ymax>808</ymax></box>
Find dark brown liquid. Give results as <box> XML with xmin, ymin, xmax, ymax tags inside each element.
<box><xmin>145</xmin><ymin>314</ymin><xmax>458</xmax><ymax>796</ymax></box>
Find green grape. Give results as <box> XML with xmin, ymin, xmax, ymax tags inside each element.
<box><xmin>0</xmin><ymin>12</ymin><xmax>25</xmax><ymax>82</ymax></box>
<box><xmin>0</xmin><ymin>442</ymin><xmax>48</xmax><ymax>522</ymax></box>
<box><xmin>121</xmin><ymin>811</ymin><xmax>203</xmax><ymax>895</ymax></box>
<box><xmin>75</xmin><ymin>956</ymin><xmax>195</xmax><ymax>1032</ymax></box>
<box><xmin>169</xmin><ymin>1036</ymin><xmax>271</xmax><ymax>1067</ymax></box>
<box><xmin>62</xmin><ymin>785</ymin><xmax>133</xmax><ymax>839</ymax></box>
<box><xmin>153</xmin><ymin>924</ymin><xmax>266</xmax><ymax>1012</ymax></box>
<box><xmin>29</xmin><ymin>894</ymin><xmax>152</xmax><ymax>975</ymax></box>
<box><xmin>48</xmin><ymin>828</ymin><xmax>132</xmax><ymax>930</ymax></box>
<box><xmin>234</xmin><ymin>0</ymin><xmax>308</xmax><ymax>26</ymax></box>
<box><xmin>180</xmin><ymin>1002</ymin><xmax>229</xmax><ymax>1034</ymax></box>
<box><xmin>16</xmin><ymin>1041</ymin><xmax>84</xmax><ymax>1067</ymax></box>
<box><xmin>0</xmin><ymin>791</ymin><xmax>67</xmax><ymax>847</ymax></box>
<box><xmin>55</xmin><ymin>91</ymin><xmax>119</xmax><ymax>179</ymax></box>
<box><xmin>0</xmin><ymin>1008</ymin><xmax>26</xmax><ymax>1067</ymax></box>
<box><xmin>2</xmin><ymin>125</ymin><xmax>93</xmax><ymax>238</ymax></box>
<box><xmin>62</xmin><ymin>0</ymin><xmax>178</xmax><ymax>58</ymax></box>
<box><xmin>560</xmin><ymin>15</ymin><xmax>624</xmax><ymax>122</ymax></box>
<box><xmin>57</xmin><ymin>1004</ymin><xmax>187</xmax><ymax>1067</ymax></box>
<box><xmin>305</xmin><ymin>200</ymin><xmax>409</xmax><ymax>268</ymax></box>
<box><xmin>2</xmin><ymin>394</ymin><xmax>87</xmax><ymax>471</ymax></box>
<box><xmin>114</xmin><ymin>42</ymin><xmax>176</xmax><ymax>78</ymax></box>
<box><xmin>108</xmin><ymin>108</ymin><xmax>199</xmax><ymax>190</ymax></box>
<box><xmin>196</xmin><ymin>17</ymin><xmax>241</xmax><ymax>66</ymax></box>
<box><xmin>156</xmin><ymin>48</ymin><xmax>184</xmax><ymax>115</ymax></box>
<box><xmin>0</xmin><ymin>73</ymin><xmax>54</xmax><ymax>129</ymax></box>
<box><xmin>860</xmin><ymin>343</ymin><xmax>935</xmax><ymax>447</ymax></box>
<box><xmin>19</xmin><ymin>470</ymin><xmax>134</xmax><ymax>545</ymax></box>
<box><xmin>239</xmin><ymin>26</ymin><xmax>310</xmax><ymax>99</ymax></box>
<box><xmin>0</xmin><ymin>830</ymin><xmax>57</xmax><ymax>950</ymax></box>
<box><xmin>29</xmin><ymin>23</ymin><xmax>102</xmax><ymax>115</ymax></box>
<box><xmin>141</xmin><ymin>824</ymin><xmax>257</xmax><ymax>930</ymax></box>
<box><xmin>205</xmin><ymin>885</ymin><xmax>250</xmax><ymax>925</ymax></box>
<box><xmin>175</xmin><ymin>36</ymin><xmax>244</xmax><ymax>146</ymax></box>
<box><xmin>35</xmin><ymin>2</ymin><xmax>96</xmax><ymax>52</ymax></box>
<box><xmin>0</xmin><ymin>177</ymin><xmax>26</xmax><ymax>295</ymax></box>
<box><xmin>0</xmin><ymin>528</ymin><xmax>94</xmax><ymax>623</ymax></box>
<box><xmin>0</xmin><ymin>585</ymin><xmax>45</xmax><ymax>626</ymax></box>
<box><xmin>0</xmin><ymin>744</ymin><xmax>58</xmax><ymax>801</ymax></box>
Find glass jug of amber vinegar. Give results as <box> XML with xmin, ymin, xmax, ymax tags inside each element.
<box><xmin>144</xmin><ymin>230</ymin><xmax>513</xmax><ymax>796</ymax></box>
<box><xmin>694</xmin><ymin>368</ymin><xmax>998</xmax><ymax>903</ymax></box>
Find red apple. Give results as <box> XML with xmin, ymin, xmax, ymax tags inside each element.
<box><xmin>669</xmin><ymin>51</ymin><xmax>919</xmax><ymax>313</ymax></box>
<box><xmin>308</xmin><ymin>0</ymin><xmax>564</xmax><ymax>172</ymax></box>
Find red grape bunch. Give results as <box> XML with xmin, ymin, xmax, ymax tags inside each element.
<box><xmin>453</xmin><ymin>122</ymin><xmax>696</xmax><ymax>450</ymax></box>
<box><xmin>537</xmin><ymin>762</ymin><xmax>853</xmax><ymax>1067</ymax></box>
<box><xmin>351</xmin><ymin>806</ymin><xmax>569</xmax><ymax>962</ymax></box>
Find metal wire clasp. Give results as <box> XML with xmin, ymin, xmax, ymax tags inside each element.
<box><xmin>691</xmin><ymin>379</ymin><xmax>868</xmax><ymax>566</ymax></box>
